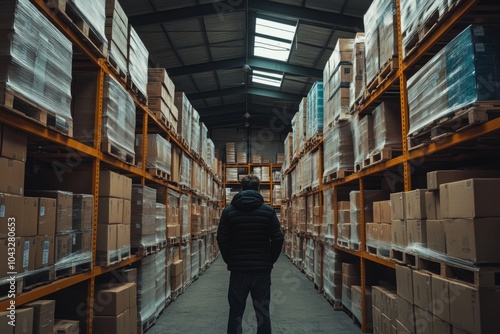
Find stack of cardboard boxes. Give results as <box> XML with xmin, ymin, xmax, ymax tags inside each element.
<box><xmin>342</xmin><ymin>262</ymin><xmax>360</xmax><ymax>312</ymax></box>
<box><xmin>166</xmin><ymin>190</ymin><xmax>181</xmax><ymax>242</ymax></box>
<box><xmin>372</xmin><ymin>286</ymin><xmax>398</xmax><ymax>334</ymax></box>
<box><xmin>131</xmin><ymin>185</ymin><xmax>157</xmax><ymax>249</ymax></box>
<box><xmin>147</xmin><ymin>68</ymin><xmax>177</xmax><ymax>129</ymax></box>
<box><xmin>322</xmin><ymin>245</ymin><xmax>343</xmax><ymax>305</ymax></box>
<box><xmin>365</xmin><ymin>200</ymin><xmax>392</xmax><ymax>253</ymax></box>
<box><xmin>94</xmin><ymin>283</ymin><xmax>137</xmax><ymax>334</ymax></box>
<box><xmin>105</xmin><ymin>0</ymin><xmax>129</xmax><ymax>76</ymax></box>
<box><xmin>170</xmin><ymin>247</ymin><xmax>183</xmax><ymax>295</ymax></box>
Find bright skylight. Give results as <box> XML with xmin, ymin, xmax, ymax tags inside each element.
<box><xmin>253</xmin><ymin>17</ymin><xmax>297</xmax><ymax>62</ymax></box>
<box><xmin>252</xmin><ymin>70</ymin><xmax>283</xmax><ymax>87</ymax></box>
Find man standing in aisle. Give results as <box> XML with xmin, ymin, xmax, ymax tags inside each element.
<box><xmin>217</xmin><ymin>174</ymin><xmax>284</xmax><ymax>334</ymax></box>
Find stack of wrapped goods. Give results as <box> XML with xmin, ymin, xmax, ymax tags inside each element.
<box><xmin>349</xmin><ymin>190</ymin><xmax>386</xmax><ymax>251</ymax></box>
<box><xmin>310</xmin><ymin>150</ymin><xmax>320</xmax><ymax>189</ymax></box>
<box><xmin>324</xmin><ymin>39</ymin><xmax>354</xmax><ymax>127</ymax></box>
<box><xmin>180</xmin><ymin>153</ymin><xmax>191</xmax><ymax>188</ymax></box>
<box><xmin>191</xmin><ymin>200</ymin><xmax>201</xmax><ymax>236</ymax></box>
<box><xmin>312</xmin><ymin>193</ymin><xmax>321</xmax><ymax>237</ymax></box>
<box><xmin>407</xmin><ymin>25</ymin><xmax>500</xmax><ymax>146</ymax></box>
<box><xmin>292</xmin><ymin>99</ymin><xmax>307</xmax><ymax>159</ymax></box>
<box><xmin>135</xmin><ymin>134</ymin><xmax>172</xmax><ymax>178</ymax></box>
<box><xmin>180</xmin><ymin>194</ymin><xmax>191</xmax><ymax>243</ymax></box>
<box><xmin>0</xmin><ymin>0</ymin><xmax>73</xmax><ymax>136</ymax></box>
<box><xmin>170</xmin><ymin>247</ymin><xmax>183</xmax><ymax>298</ymax></box>
<box><xmin>283</xmin><ymin>133</ymin><xmax>293</xmax><ymax>171</ymax></box>
<box><xmin>260</xmin><ymin>189</ymin><xmax>271</xmax><ymax>203</ymax></box>
<box><xmin>174</xmin><ymin>92</ymin><xmax>193</xmax><ymax>148</ymax></box>
<box><xmin>365</xmin><ymin>200</ymin><xmax>392</xmax><ymax>257</ymax></box>
<box><xmin>350</xmin><ymin>33</ymin><xmax>366</xmax><ymax>110</ymax></box>
<box><xmin>155</xmin><ymin>203</ymin><xmax>166</xmax><ymax>247</ymax></box>
<box><xmin>93</xmin><ymin>282</ymin><xmax>137</xmax><ymax>334</ymax></box>
<box><xmin>306</xmin><ymin>196</ymin><xmax>314</xmax><ymax>236</ymax></box>
<box><xmin>261</xmin><ymin>166</ymin><xmax>270</xmax><ymax>182</ymax></box>
<box><xmin>351</xmin><ymin>114</ymin><xmax>374</xmax><ymax>172</ymax></box>
<box><xmin>276</xmin><ymin>152</ymin><xmax>284</xmax><ymax>164</ymax></box>
<box><xmin>352</xmin><ymin>285</ymin><xmax>373</xmax><ymax>330</ymax></box>
<box><xmin>370</xmin><ymin>102</ymin><xmax>401</xmax><ymax>163</ymax></box>
<box><xmin>136</xmin><ymin>254</ymin><xmax>156</xmax><ymax>331</ymax></box>
<box><xmin>401</xmin><ymin>0</ymin><xmax>448</xmax><ymax>59</ymax></box>
<box><xmin>207</xmin><ymin>139</ymin><xmax>216</xmax><ymax>171</ymax></box>
<box><xmin>225</xmin><ymin>142</ymin><xmax>236</xmax><ymax>163</ymax></box>
<box><xmin>200</xmin><ymin>122</ymin><xmax>208</xmax><ymax>163</ymax></box>
<box><xmin>191</xmin><ymin>109</ymin><xmax>200</xmax><ymax>154</ymax></box>
<box><xmin>225</xmin><ymin>167</ymin><xmax>238</xmax><ymax>183</ymax></box>
<box><xmin>131</xmin><ymin>185</ymin><xmax>157</xmax><ymax>250</ymax></box>
<box><xmin>306</xmin><ymin>82</ymin><xmax>324</xmax><ymax>141</ymax></box>
<box><xmin>181</xmin><ymin>241</ymin><xmax>192</xmax><ymax>289</ymax></box>
<box><xmin>336</xmin><ymin>201</ymin><xmax>351</xmax><ymax>246</ymax></box>
<box><xmin>323</xmin><ymin>245</ymin><xmax>343</xmax><ymax>308</ymax></box>
<box><xmin>72</xmin><ymin>194</ymin><xmax>94</xmax><ymax>268</ymax></box>
<box><xmin>105</xmin><ymin>0</ymin><xmax>128</xmax><ymax>77</ymax></box>
<box><xmin>364</xmin><ymin>0</ymin><xmax>397</xmax><ymax>93</ymax></box>
<box><xmin>155</xmin><ymin>248</ymin><xmax>166</xmax><ymax>318</ymax></box>
<box><xmin>166</xmin><ymin>190</ymin><xmax>181</xmax><ymax>243</ymax></box>
<box><xmin>313</xmin><ymin>238</ymin><xmax>322</xmax><ymax>289</ymax></box>
<box><xmin>199</xmin><ymin>238</ymin><xmax>206</xmax><ymax>273</ymax></box>
<box><xmin>165</xmin><ymin>246</ymin><xmax>173</xmax><ymax>302</ymax></box>
<box><xmin>236</xmin><ymin>151</ymin><xmax>247</xmax><ymax>164</ymax></box>
<box><xmin>322</xmin><ymin>118</ymin><xmax>354</xmax><ymax>181</ymax></box>
<box><xmin>191</xmin><ymin>239</ymin><xmax>200</xmax><ymax>280</ymax></box>
<box><xmin>191</xmin><ymin>162</ymin><xmax>202</xmax><ymax>194</ymax></box>
<box><xmin>297</xmin><ymin>197</ymin><xmax>307</xmax><ymax>234</ymax></box>
<box><xmin>342</xmin><ymin>262</ymin><xmax>360</xmax><ymax>312</ymax></box>
<box><xmin>304</xmin><ymin>238</ymin><xmax>314</xmax><ymax>280</ymax></box>
<box><xmin>67</xmin><ymin>0</ymin><xmax>108</xmax><ymax>53</ymax></box>
<box><xmin>147</xmin><ymin>68</ymin><xmax>177</xmax><ymax>128</ymax></box>
<box><xmin>301</xmin><ymin>152</ymin><xmax>312</xmax><ymax>191</ymax></box>
<box><xmin>252</xmin><ymin>153</ymin><xmax>262</xmax><ymax>163</ymax></box>
<box><xmin>371</xmin><ymin>285</ymin><xmax>398</xmax><ymax>334</ymax></box>
<box><xmin>322</xmin><ymin>188</ymin><xmax>334</xmax><ymax>240</ymax></box>
<box><xmin>73</xmin><ymin>74</ymin><xmax>136</xmax><ymax>164</ymax></box>
<box><xmin>272</xmin><ymin>184</ymin><xmax>281</xmax><ymax>206</ymax></box>
<box><xmin>127</xmin><ymin>25</ymin><xmax>149</xmax><ymax>102</ymax></box>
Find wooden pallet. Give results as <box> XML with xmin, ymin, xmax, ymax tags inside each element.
<box><xmin>138</xmin><ymin>314</ymin><xmax>156</xmax><ymax>334</ymax></box>
<box><xmin>362</xmin><ymin>147</ymin><xmax>402</xmax><ymax>169</ymax></box>
<box><xmin>54</xmin><ymin>261</ymin><xmax>91</xmax><ymax>280</ymax></box>
<box><xmin>22</xmin><ymin>268</ymin><xmax>55</xmax><ymax>292</ymax></box>
<box><xmin>408</xmin><ymin>103</ymin><xmax>500</xmax><ymax>150</ymax></box>
<box><xmin>403</xmin><ymin>8</ymin><xmax>440</xmax><ymax>59</ymax></box>
<box><xmin>364</xmin><ymin>57</ymin><xmax>399</xmax><ymax>98</ymax></box>
<box><xmin>0</xmin><ymin>84</ymin><xmax>73</xmax><ymax>137</ymax></box>
<box><xmin>46</xmin><ymin>0</ymin><xmax>108</xmax><ymax>58</ymax></box>
<box><xmin>127</xmin><ymin>77</ymin><xmax>148</xmax><ymax>105</ymax></box>
<box><xmin>147</xmin><ymin>167</ymin><xmax>171</xmax><ymax>181</ymax></box>
<box><xmin>0</xmin><ymin>277</ymin><xmax>23</xmax><ymax>302</ymax></box>
<box><xmin>133</xmin><ymin>244</ymin><xmax>158</xmax><ymax>257</ymax></box>
<box><xmin>323</xmin><ymin>169</ymin><xmax>354</xmax><ymax>184</ymax></box>
<box><xmin>336</xmin><ymin>238</ymin><xmax>350</xmax><ymax>249</ymax></box>
<box><xmin>324</xmin><ymin>292</ymin><xmax>343</xmax><ymax>310</ymax></box>
<box><xmin>390</xmin><ymin>248</ymin><xmax>417</xmax><ymax>267</ymax></box>
<box><xmin>106</xmin><ymin>54</ymin><xmax>127</xmax><ymax>81</ymax></box>
<box><xmin>365</xmin><ymin>245</ymin><xmax>391</xmax><ymax>259</ymax></box>
<box><xmin>101</xmin><ymin>141</ymin><xmax>135</xmax><ymax>164</ymax></box>
<box><xmin>97</xmin><ymin>250</ymin><xmax>121</xmax><ymax>267</ymax></box>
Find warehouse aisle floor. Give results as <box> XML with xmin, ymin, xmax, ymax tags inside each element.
<box><xmin>147</xmin><ymin>253</ymin><xmax>362</xmax><ymax>334</ymax></box>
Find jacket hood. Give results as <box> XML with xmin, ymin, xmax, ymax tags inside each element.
<box><xmin>231</xmin><ymin>190</ymin><xmax>264</xmax><ymax>212</ymax></box>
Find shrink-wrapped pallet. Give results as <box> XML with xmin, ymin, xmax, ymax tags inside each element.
<box><xmin>306</xmin><ymin>81</ymin><xmax>324</xmax><ymax>140</ymax></box>
<box><xmin>174</xmin><ymin>92</ymin><xmax>193</xmax><ymax>147</ymax></box>
<box><xmin>131</xmin><ymin>185</ymin><xmax>157</xmax><ymax>248</ymax></box>
<box><xmin>69</xmin><ymin>0</ymin><xmax>107</xmax><ymax>45</ymax></box>
<box><xmin>135</xmin><ymin>134</ymin><xmax>172</xmax><ymax>175</ymax></box>
<box><xmin>322</xmin><ymin>121</ymin><xmax>354</xmax><ymax>178</ymax></box>
<box><xmin>350</xmin><ymin>33</ymin><xmax>366</xmax><ymax>109</ymax></box>
<box><xmin>127</xmin><ymin>25</ymin><xmax>149</xmax><ymax>99</ymax></box>
<box><xmin>105</xmin><ymin>0</ymin><xmax>128</xmax><ymax>75</ymax></box>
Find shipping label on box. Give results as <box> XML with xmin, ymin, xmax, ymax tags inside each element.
<box><xmin>0</xmin><ymin>193</ymin><xmax>24</xmax><ymax>238</ymax></box>
<box><xmin>38</xmin><ymin>197</ymin><xmax>56</xmax><ymax>236</ymax></box>
<box><xmin>35</xmin><ymin>235</ymin><xmax>54</xmax><ymax>269</ymax></box>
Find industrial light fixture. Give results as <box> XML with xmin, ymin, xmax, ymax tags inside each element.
<box><xmin>243</xmin><ymin>112</ymin><xmax>251</xmax><ymax>119</ymax></box>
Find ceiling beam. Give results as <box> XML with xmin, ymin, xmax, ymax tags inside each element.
<box><xmin>187</xmin><ymin>86</ymin><xmax>303</xmax><ymax>102</ymax></box>
<box><xmin>128</xmin><ymin>2</ymin><xmax>245</xmax><ymax>26</ymax></box>
<box><xmin>167</xmin><ymin>57</ymin><xmax>322</xmax><ymax>78</ymax></box>
<box><xmin>128</xmin><ymin>1</ymin><xmax>363</xmax><ymax>32</ymax></box>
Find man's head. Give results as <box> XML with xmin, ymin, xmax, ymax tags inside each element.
<box><xmin>241</xmin><ymin>174</ymin><xmax>260</xmax><ymax>191</ymax></box>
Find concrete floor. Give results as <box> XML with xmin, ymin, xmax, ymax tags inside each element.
<box><xmin>147</xmin><ymin>253</ymin><xmax>362</xmax><ymax>334</ymax></box>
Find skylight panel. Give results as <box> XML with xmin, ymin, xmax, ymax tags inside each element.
<box><xmin>252</xmin><ymin>70</ymin><xmax>283</xmax><ymax>87</ymax></box>
<box><xmin>253</xmin><ymin>17</ymin><xmax>297</xmax><ymax>63</ymax></box>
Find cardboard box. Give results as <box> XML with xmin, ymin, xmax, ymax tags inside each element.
<box><xmin>35</xmin><ymin>235</ymin><xmax>55</xmax><ymax>269</ymax></box>
<box><xmin>396</xmin><ymin>265</ymin><xmax>413</xmax><ymax>303</ymax></box>
<box><xmin>15</xmin><ymin>307</ymin><xmax>34</xmax><ymax>334</ymax></box>
<box><xmin>373</xmin><ymin>306</ymin><xmax>382</xmax><ymax>334</ymax></box>
<box><xmin>397</xmin><ymin>297</ymin><xmax>415</xmax><ymax>333</ymax></box>
<box><xmin>24</xmin><ymin>300</ymin><xmax>55</xmax><ymax>334</ymax></box>
<box><xmin>338</xmin><ymin>210</ymin><xmax>350</xmax><ymax>224</ymax></box>
<box><xmin>97</xmin><ymin>224</ymin><xmax>117</xmax><ymax>254</ymax></box>
<box><xmin>342</xmin><ymin>262</ymin><xmax>359</xmax><ymax>276</ymax></box>
<box><xmin>19</xmin><ymin>197</ymin><xmax>38</xmax><ymax>237</ymax></box>
<box><xmin>0</xmin><ymin>237</ymin><xmax>24</xmax><ymax>276</ymax></box>
<box><xmin>342</xmin><ymin>274</ymin><xmax>361</xmax><ymax>287</ymax></box>
<box><xmin>94</xmin><ymin>284</ymin><xmax>130</xmax><ymax>316</ymax></box>
<box><xmin>373</xmin><ymin>200</ymin><xmax>391</xmax><ymax>223</ymax></box>
<box><xmin>171</xmin><ymin>273</ymin><xmax>183</xmax><ymax>291</ymax></box>
<box><xmin>390</xmin><ymin>192</ymin><xmax>406</xmax><ymax>220</ymax></box>
<box><xmin>26</xmin><ymin>191</ymin><xmax>73</xmax><ymax>234</ymax></box>
<box><xmin>0</xmin><ymin>193</ymin><xmax>23</xmax><ymax>238</ymax></box>
<box><xmin>122</xmin><ymin>199</ymin><xmax>131</xmax><ymax>225</ymax></box>
<box><xmin>0</xmin><ymin>157</ymin><xmax>25</xmax><ymax>195</ymax></box>
<box><xmin>93</xmin><ymin>312</ymin><xmax>127</xmax><ymax>334</ymax></box>
<box><xmin>123</xmin><ymin>282</ymin><xmax>137</xmax><ymax>307</ymax></box>
<box><xmin>0</xmin><ymin>311</ymin><xmax>14</xmax><ymax>334</ymax></box>
<box><xmin>426</xmin><ymin>170</ymin><xmax>500</xmax><ymax>190</ymax></box>
<box><xmin>413</xmin><ymin>271</ymin><xmax>432</xmax><ymax>312</ymax></box>
<box><xmin>116</xmin><ymin>268</ymin><xmax>137</xmax><ymax>283</ymax></box>
<box><xmin>98</xmin><ymin>197</ymin><xmax>124</xmax><ymax>224</ymax></box>
<box><xmin>432</xmin><ymin>316</ymin><xmax>452</xmax><ymax>334</ymax></box>
<box><xmin>440</xmin><ymin>178</ymin><xmax>500</xmax><ymax>218</ymax></box>
<box><xmin>371</xmin><ymin>286</ymin><xmax>385</xmax><ymax>310</ymax></box>
<box><xmin>72</xmin><ymin>194</ymin><xmax>93</xmax><ymax>231</ymax></box>
<box><xmin>37</xmin><ymin>198</ymin><xmax>56</xmax><ymax>236</ymax></box>
<box><xmin>129</xmin><ymin>306</ymin><xmax>138</xmax><ymax>334</ymax></box>
<box><xmin>380</xmin><ymin>313</ymin><xmax>391</xmax><ymax>334</ymax></box>
<box><xmin>444</xmin><ymin>218</ymin><xmax>500</xmax><ymax>263</ymax></box>
<box><xmin>167</xmin><ymin>224</ymin><xmax>181</xmax><ymax>238</ymax></box>
<box><xmin>406</xmin><ymin>219</ymin><xmax>427</xmax><ymax>246</ymax></box>
<box><xmin>171</xmin><ymin>259</ymin><xmax>183</xmax><ymax>276</ymax></box>
<box><xmin>22</xmin><ymin>237</ymin><xmax>36</xmax><ymax>272</ymax></box>
<box><xmin>116</xmin><ymin>224</ymin><xmax>130</xmax><ymax>250</ymax></box>
<box><xmin>425</xmin><ymin>191</ymin><xmax>439</xmax><ymax>220</ymax></box>
<box><xmin>55</xmin><ymin>234</ymin><xmax>73</xmax><ymax>263</ymax></box>
<box><xmin>391</xmin><ymin>219</ymin><xmax>406</xmax><ymax>247</ymax></box>
<box><xmin>0</xmin><ymin>124</ymin><xmax>27</xmax><ymax>162</ymax></box>
<box><xmin>73</xmin><ymin>231</ymin><xmax>92</xmax><ymax>254</ymax></box>
<box><xmin>53</xmin><ymin>319</ymin><xmax>79</xmax><ymax>334</ymax></box>
<box><xmin>449</xmin><ymin>281</ymin><xmax>500</xmax><ymax>334</ymax></box>
<box><xmin>99</xmin><ymin>170</ymin><xmax>124</xmax><ymax>198</ymax></box>
<box><xmin>426</xmin><ymin>220</ymin><xmax>445</xmax><ymax>254</ymax></box>
<box><xmin>414</xmin><ymin>306</ymin><xmax>433</xmax><ymax>334</ymax></box>
<box><xmin>431</xmin><ymin>275</ymin><xmax>451</xmax><ymax>322</ymax></box>
<box><xmin>406</xmin><ymin>189</ymin><xmax>427</xmax><ymax>219</ymax></box>
<box><xmin>338</xmin><ymin>201</ymin><xmax>351</xmax><ymax>210</ymax></box>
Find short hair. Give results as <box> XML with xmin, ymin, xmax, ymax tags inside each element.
<box><xmin>241</xmin><ymin>174</ymin><xmax>260</xmax><ymax>191</ymax></box>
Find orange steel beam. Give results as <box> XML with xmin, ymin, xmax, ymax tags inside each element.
<box><xmin>359</xmin><ymin>73</ymin><xmax>399</xmax><ymax>116</ymax></box>
<box><xmin>363</xmin><ymin>252</ymin><xmax>396</xmax><ymax>269</ymax></box>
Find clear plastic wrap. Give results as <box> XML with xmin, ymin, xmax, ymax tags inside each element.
<box><xmin>350</xmin><ymin>33</ymin><xmax>366</xmax><ymax>108</ymax></box>
<box><xmin>306</xmin><ymin>81</ymin><xmax>324</xmax><ymax>140</ymax></box>
<box><xmin>404</xmin><ymin>243</ymin><xmax>480</xmax><ymax>270</ymax></box>
<box><xmin>138</xmin><ymin>254</ymin><xmax>156</xmax><ymax>325</ymax></box>
<box><xmin>199</xmin><ymin>238</ymin><xmax>206</xmax><ymax>269</ymax></box>
<box><xmin>311</xmin><ymin>150</ymin><xmax>320</xmax><ymax>189</ymax></box>
<box><xmin>191</xmin><ymin>240</ymin><xmax>199</xmax><ymax>279</ymax></box>
<box><xmin>225</xmin><ymin>141</ymin><xmax>235</xmax><ymax>163</ymax></box>
<box><xmin>0</xmin><ymin>0</ymin><xmax>73</xmax><ymax>123</ymax></box>
<box><xmin>364</xmin><ymin>0</ymin><xmax>397</xmax><ymax>85</ymax></box>
<box><xmin>272</xmin><ymin>185</ymin><xmax>281</xmax><ymax>206</ymax></box>
<box><xmin>191</xmin><ymin>162</ymin><xmax>202</xmax><ymax>193</ymax></box>
<box><xmin>167</xmin><ymin>189</ymin><xmax>180</xmax><ymax>226</ymax></box>
<box><xmin>191</xmin><ymin>110</ymin><xmax>200</xmax><ymax>152</ymax></box>
<box><xmin>155</xmin><ymin>203</ymin><xmax>166</xmax><ymax>244</ymax></box>
<box><xmin>306</xmin><ymin>195</ymin><xmax>313</xmax><ymax>234</ymax></box>
<box><xmin>180</xmin><ymin>154</ymin><xmax>191</xmax><ymax>187</ymax></box>
<box><xmin>407</xmin><ymin>25</ymin><xmax>500</xmax><ymax>136</ymax></box>
<box><xmin>322</xmin><ymin>188</ymin><xmax>334</xmax><ymax>239</ymax></box>
<box><xmin>135</xmin><ymin>134</ymin><xmax>172</xmax><ymax>174</ymax></box>
<box><xmin>304</xmin><ymin>238</ymin><xmax>314</xmax><ymax>278</ymax></box>
<box><xmin>322</xmin><ymin>121</ymin><xmax>354</xmax><ymax>177</ymax></box>
<box><xmin>283</xmin><ymin>133</ymin><xmax>293</xmax><ymax>171</ymax></box>
<box><xmin>128</xmin><ymin>25</ymin><xmax>149</xmax><ymax>98</ymax></box>
<box><xmin>200</xmin><ymin>122</ymin><xmax>208</xmax><ymax>163</ymax></box>
<box><xmin>323</xmin><ymin>245</ymin><xmax>342</xmax><ymax>302</ymax></box>
<box><xmin>180</xmin><ymin>194</ymin><xmax>191</xmax><ymax>239</ymax></box>
<box><xmin>102</xmin><ymin>74</ymin><xmax>136</xmax><ymax>159</ymax></box>
<box><xmin>292</xmin><ymin>100</ymin><xmax>306</xmax><ymax>158</ymax></box>
<box><xmin>365</xmin><ymin>223</ymin><xmax>392</xmax><ymax>251</ymax></box>
<box><xmin>207</xmin><ymin>139</ymin><xmax>215</xmax><ymax>170</ymax></box>
<box><xmin>105</xmin><ymin>0</ymin><xmax>128</xmax><ymax>75</ymax></box>
<box><xmin>174</xmin><ymin>92</ymin><xmax>193</xmax><ymax>147</ymax></box>
<box><xmin>131</xmin><ymin>185</ymin><xmax>157</xmax><ymax>248</ymax></box>
<box><xmin>236</xmin><ymin>151</ymin><xmax>247</xmax><ymax>164</ymax></box>
<box><xmin>260</xmin><ymin>189</ymin><xmax>271</xmax><ymax>203</ymax></box>
<box><xmin>225</xmin><ymin>167</ymin><xmax>238</xmax><ymax>182</ymax></box>
<box><xmin>351</xmin><ymin>114</ymin><xmax>374</xmax><ymax>166</ymax></box>
<box><xmin>314</xmin><ymin>240</ymin><xmax>322</xmax><ymax>286</ymax></box>
<box><xmin>68</xmin><ymin>0</ymin><xmax>107</xmax><ymax>44</ymax></box>
<box><xmin>301</xmin><ymin>152</ymin><xmax>312</xmax><ymax>189</ymax></box>
<box><xmin>372</xmin><ymin>101</ymin><xmax>402</xmax><ymax>153</ymax></box>
<box><xmin>155</xmin><ymin>248</ymin><xmax>166</xmax><ymax>317</ymax></box>
<box><xmin>181</xmin><ymin>241</ymin><xmax>191</xmax><ymax>287</ymax></box>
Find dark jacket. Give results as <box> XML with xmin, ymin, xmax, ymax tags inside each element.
<box><xmin>217</xmin><ymin>190</ymin><xmax>284</xmax><ymax>272</ymax></box>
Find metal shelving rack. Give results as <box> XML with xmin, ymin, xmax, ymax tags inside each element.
<box><xmin>282</xmin><ymin>0</ymin><xmax>496</xmax><ymax>332</ymax></box>
<box><xmin>0</xmin><ymin>1</ymin><xmax>222</xmax><ymax>333</ymax></box>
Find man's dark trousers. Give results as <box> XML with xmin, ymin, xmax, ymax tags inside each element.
<box><xmin>227</xmin><ymin>271</ymin><xmax>272</xmax><ymax>334</ymax></box>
